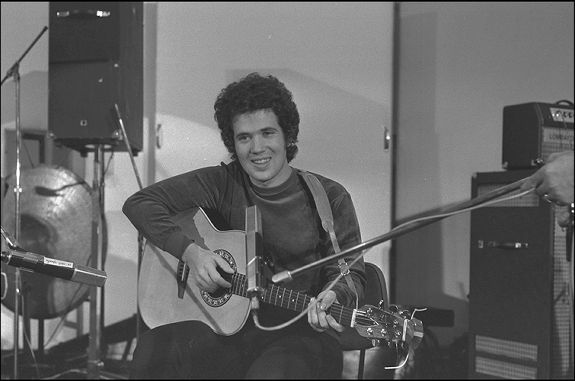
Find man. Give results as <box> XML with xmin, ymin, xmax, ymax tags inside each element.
<box><xmin>123</xmin><ymin>72</ymin><xmax>366</xmax><ymax>378</ymax></box>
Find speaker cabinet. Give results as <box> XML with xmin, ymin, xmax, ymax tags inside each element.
<box><xmin>502</xmin><ymin>102</ymin><xmax>574</xmax><ymax>169</ymax></box>
<box><xmin>48</xmin><ymin>2</ymin><xmax>143</xmax><ymax>155</ymax></box>
<box><xmin>468</xmin><ymin>170</ymin><xmax>573</xmax><ymax>379</ymax></box>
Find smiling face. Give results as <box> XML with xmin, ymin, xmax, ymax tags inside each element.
<box><xmin>233</xmin><ymin>109</ymin><xmax>292</xmax><ymax>188</ymax></box>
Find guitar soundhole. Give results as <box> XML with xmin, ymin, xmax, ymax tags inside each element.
<box><xmin>200</xmin><ymin>249</ymin><xmax>237</xmax><ymax>307</ymax></box>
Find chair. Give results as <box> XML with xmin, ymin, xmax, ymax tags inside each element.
<box><xmin>340</xmin><ymin>262</ymin><xmax>390</xmax><ymax>379</ymax></box>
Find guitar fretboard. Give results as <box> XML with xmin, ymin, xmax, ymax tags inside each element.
<box><xmin>228</xmin><ymin>272</ymin><xmax>354</xmax><ymax>327</ymax></box>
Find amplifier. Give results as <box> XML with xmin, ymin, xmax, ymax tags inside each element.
<box><xmin>502</xmin><ymin>102</ymin><xmax>573</xmax><ymax>169</ymax></box>
<box><xmin>468</xmin><ymin>170</ymin><xmax>573</xmax><ymax>379</ymax></box>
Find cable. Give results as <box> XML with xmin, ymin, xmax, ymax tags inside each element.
<box><xmin>22</xmin><ymin>326</ymin><xmax>41</xmax><ymax>378</ymax></box>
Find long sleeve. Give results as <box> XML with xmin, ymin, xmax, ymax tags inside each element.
<box><xmin>122</xmin><ymin>165</ymin><xmax>226</xmax><ymax>259</ymax></box>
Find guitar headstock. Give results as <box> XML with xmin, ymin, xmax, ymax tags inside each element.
<box><xmin>353</xmin><ymin>304</ymin><xmax>424</xmax><ymax>349</ymax></box>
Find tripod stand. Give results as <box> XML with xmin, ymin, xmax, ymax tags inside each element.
<box><xmin>78</xmin><ymin>141</ymin><xmax>135</xmax><ymax>380</ymax></box>
<box><xmin>1</xmin><ymin>25</ymin><xmax>48</xmax><ymax>380</ymax></box>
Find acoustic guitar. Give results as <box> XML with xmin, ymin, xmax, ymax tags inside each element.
<box><xmin>138</xmin><ymin>207</ymin><xmax>423</xmax><ymax>347</ymax></box>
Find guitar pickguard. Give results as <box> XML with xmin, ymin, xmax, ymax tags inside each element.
<box><xmin>200</xmin><ymin>249</ymin><xmax>237</xmax><ymax>307</ymax></box>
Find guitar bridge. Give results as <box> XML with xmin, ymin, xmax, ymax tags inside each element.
<box><xmin>176</xmin><ymin>260</ymin><xmax>190</xmax><ymax>299</ymax></box>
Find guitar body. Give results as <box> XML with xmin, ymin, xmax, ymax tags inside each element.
<box><xmin>138</xmin><ymin>207</ymin><xmax>251</xmax><ymax>335</ymax></box>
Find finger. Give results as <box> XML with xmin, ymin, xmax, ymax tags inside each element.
<box><xmin>520</xmin><ymin>173</ymin><xmax>540</xmax><ymax>192</ymax></box>
<box><xmin>316</xmin><ymin>306</ymin><xmax>330</xmax><ymax>330</ymax></box>
<box><xmin>194</xmin><ymin>266</ymin><xmax>219</xmax><ymax>293</ymax></box>
<box><xmin>316</xmin><ymin>290</ymin><xmax>337</xmax><ymax>310</ymax></box>
<box><xmin>308</xmin><ymin>297</ymin><xmax>318</xmax><ymax>324</ymax></box>
<box><xmin>208</xmin><ymin>266</ymin><xmax>231</xmax><ymax>288</ymax></box>
<box><xmin>326</xmin><ymin>314</ymin><xmax>344</xmax><ymax>333</ymax></box>
<box><xmin>194</xmin><ymin>263</ymin><xmax>219</xmax><ymax>292</ymax></box>
<box><xmin>308</xmin><ymin>298</ymin><xmax>324</xmax><ymax>331</ymax></box>
<box><xmin>556</xmin><ymin>207</ymin><xmax>571</xmax><ymax>227</ymax></box>
<box><xmin>322</xmin><ymin>291</ymin><xmax>337</xmax><ymax>307</ymax></box>
<box><xmin>311</xmin><ymin>299</ymin><xmax>330</xmax><ymax>330</ymax></box>
<box><xmin>535</xmin><ymin>182</ymin><xmax>550</xmax><ymax>198</ymax></box>
<box><xmin>214</xmin><ymin>255</ymin><xmax>234</xmax><ymax>273</ymax></box>
<box><xmin>196</xmin><ymin>268</ymin><xmax>210</xmax><ymax>285</ymax></box>
<box><xmin>196</xmin><ymin>277</ymin><xmax>217</xmax><ymax>294</ymax></box>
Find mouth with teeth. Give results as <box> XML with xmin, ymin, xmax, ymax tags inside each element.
<box><xmin>251</xmin><ymin>157</ymin><xmax>271</xmax><ymax>167</ymax></box>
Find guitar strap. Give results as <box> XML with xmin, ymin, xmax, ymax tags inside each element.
<box><xmin>298</xmin><ymin>169</ymin><xmax>359</xmax><ymax>308</ymax></box>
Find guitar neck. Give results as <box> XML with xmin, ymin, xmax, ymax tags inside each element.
<box><xmin>229</xmin><ymin>272</ymin><xmax>354</xmax><ymax>327</ymax></box>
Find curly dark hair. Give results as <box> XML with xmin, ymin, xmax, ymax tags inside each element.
<box><xmin>214</xmin><ymin>72</ymin><xmax>300</xmax><ymax>162</ymax></box>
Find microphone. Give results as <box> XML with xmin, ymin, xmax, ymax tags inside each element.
<box><xmin>1</xmin><ymin>249</ymin><xmax>107</xmax><ymax>287</ymax></box>
<box><xmin>245</xmin><ymin>205</ymin><xmax>263</xmax><ymax>311</ymax></box>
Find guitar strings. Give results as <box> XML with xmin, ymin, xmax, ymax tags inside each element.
<box><xmin>234</xmin><ymin>272</ymin><xmax>360</xmax><ymax>323</ymax></box>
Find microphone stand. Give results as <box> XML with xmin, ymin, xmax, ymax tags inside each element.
<box><xmin>113</xmin><ymin>104</ymin><xmax>145</xmax><ymax>341</ymax></box>
<box><xmin>273</xmin><ymin>176</ymin><xmax>530</xmax><ymax>284</ymax></box>
<box><xmin>86</xmin><ymin>143</ymin><xmax>108</xmax><ymax>380</ymax></box>
<box><xmin>1</xmin><ymin>25</ymin><xmax>48</xmax><ymax>380</ymax></box>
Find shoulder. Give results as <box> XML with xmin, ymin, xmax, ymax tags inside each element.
<box><xmin>313</xmin><ymin>172</ymin><xmax>348</xmax><ymax>193</ymax></box>
<box><xmin>296</xmin><ymin>168</ymin><xmax>352</xmax><ymax>203</ymax></box>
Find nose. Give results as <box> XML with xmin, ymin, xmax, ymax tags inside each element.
<box><xmin>250</xmin><ymin>135</ymin><xmax>265</xmax><ymax>153</ymax></box>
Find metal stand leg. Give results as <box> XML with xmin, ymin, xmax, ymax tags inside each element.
<box><xmin>113</xmin><ymin>105</ymin><xmax>147</xmax><ymax>342</ymax></box>
<box><xmin>87</xmin><ymin>144</ymin><xmax>106</xmax><ymax>379</ymax></box>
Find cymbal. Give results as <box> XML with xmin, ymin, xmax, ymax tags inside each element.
<box><xmin>1</xmin><ymin>165</ymin><xmax>94</xmax><ymax>319</ymax></box>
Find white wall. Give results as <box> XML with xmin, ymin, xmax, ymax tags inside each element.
<box><xmin>1</xmin><ymin>2</ymin><xmax>395</xmax><ymax>361</ymax></box>
<box><xmin>152</xmin><ymin>3</ymin><xmax>394</xmax><ymax>264</ymax></box>
<box><xmin>394</xmin><ymin>2</ymin><xmax>574</xmax><ymax>347</ymax></box>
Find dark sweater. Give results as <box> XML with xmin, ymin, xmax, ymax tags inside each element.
<box><xmin>122</xmin><ymin>160</ymin><xmax>366</xmax><ymax>322</ymax></box>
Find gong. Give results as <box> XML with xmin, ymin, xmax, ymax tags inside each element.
<box><xmin>1</xmin><ymin>165</ymin><xmax>95</xmax><ymax>319</ymax></box>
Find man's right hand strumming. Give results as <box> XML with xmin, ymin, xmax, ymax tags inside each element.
<box><xmin>182</xmin><ymin>243</ymin><xmax>234</xmax><ymax>293</ymax></box>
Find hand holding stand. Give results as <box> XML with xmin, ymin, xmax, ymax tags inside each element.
<box><xmin>1</xmin><ymin>25</ymin><xmax>48</xmax><ymax>380</ymax></box>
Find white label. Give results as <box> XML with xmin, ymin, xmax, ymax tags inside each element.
<box><xmin>44</xmin><ymin>257</ymin><xmax>74</xmax><ymax>268</ymax></box>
